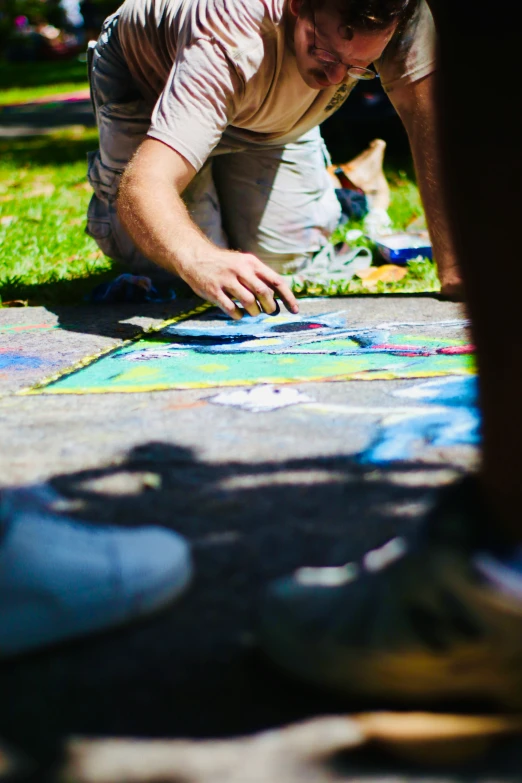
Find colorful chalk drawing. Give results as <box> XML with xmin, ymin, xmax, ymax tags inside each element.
<box><xmin>25</xmin><ymin>310</ymin><xmax>476</xmax><ymax>395</ymax></box>
<box><xmin>358</xmin><ymin>376</ymin><xmax>481</xmax><ymax>464</ymax></box>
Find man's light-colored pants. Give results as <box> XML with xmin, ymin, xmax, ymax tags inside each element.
<box><xmin>86</xmin><ymin>17</ymin><xmax>341</xmax><ymax>276</ymax></box>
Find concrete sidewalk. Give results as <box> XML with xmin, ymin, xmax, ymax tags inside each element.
<box><xmin>0</xmin><ymin>295</ymin><xmax>517</xmax><ymax>782</ymax></box>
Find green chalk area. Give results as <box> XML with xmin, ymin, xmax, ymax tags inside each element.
<box><xmin>34</xmin><ymin>334</ymin><xmax>475</xmax><ymax>394</ymax></box>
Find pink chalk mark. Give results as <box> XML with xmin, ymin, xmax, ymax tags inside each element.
<box><xmin>0</xmin><ymin>323</ymin><xmax>55</xmax><ymax>332</ymax></box>
<box><xmin>437</xmin><ymin>345</ymin><xmax>475</xmax><ymax>355</ymax></box>
<box><xmin>3</xmin><ymin>89</ymin><xmax>91</xmax><ymax>109</ymax></box>
<box><xmin>372</xmin><ymin>343</ymin><xmax>475</xmax><ymax>357</ymax></box>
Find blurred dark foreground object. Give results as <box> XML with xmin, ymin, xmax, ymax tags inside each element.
<box><xmin>3</xmin><ymin>711</ymin><xmax>522</xmax><ymax>780</ymax></box>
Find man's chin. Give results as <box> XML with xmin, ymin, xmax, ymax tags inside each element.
<box><xmin>301</xmin><ymin>70</ymin><xmax>330</xmax><ymax>89</ymax></box>
<box><xmin>313</xmin><ymin>74</ymin><xmax>331</xmax><ymax>89</ymax></box>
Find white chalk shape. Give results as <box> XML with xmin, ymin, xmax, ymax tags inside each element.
<box><xmin>209</xmin><ymin>385</ymin><xmax>314</xmax><ymax>413</ymax></box>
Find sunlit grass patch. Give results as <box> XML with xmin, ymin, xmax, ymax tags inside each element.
<box><xmin>387</xmin><ymin>167</ymin><xmax>425</xmax><ymax>229</ymax></box>
<box><xmin>297</xmin><ymin>170</ymin><xmax>440</xmax><ymax>297</ymax></box>
<box><xmin>291</xmin><ymin>256</ymin><xmax>439</xmax><ymax>297</ymax></box>
<box><xmin>0</xmin><ymin>60</ymin><xmax>89</xmax><ymax>106</ymax></box>
<box><xmin>0</xmin><ymin>128</ymin><xmax>114</xmax><ymax>305</ymax></box>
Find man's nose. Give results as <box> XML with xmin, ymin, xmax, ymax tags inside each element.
<box><xmin>326</xmin><ymin>63</ymin><xmax>346</xmax><ymax>85</ymax></box>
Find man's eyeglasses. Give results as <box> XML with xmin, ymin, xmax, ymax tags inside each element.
<box><xmin>311</xmin><ymin>13</ymin><xmax>376</xmax><ymax>81</ymax></box>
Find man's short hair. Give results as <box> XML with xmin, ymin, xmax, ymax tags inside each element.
<box><xmin>303</xmin><ymin>0</ymin><xmax>419</xmax><ymax>38</ymax></box>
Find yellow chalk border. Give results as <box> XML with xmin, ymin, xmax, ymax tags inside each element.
<box><xmin>17</xmin><ymin>301</ymin><xmax>213</xmax><ymax>396</ymax></box>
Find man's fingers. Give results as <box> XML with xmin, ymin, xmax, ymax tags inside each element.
<box><xmin>274</xmin><ymin>280</ymin><xmax>299</xmax><ymax>314</ymax></box>
<box><xmin>224</xmin><ymin>284</ymin><xmax>262</xmax><ymax>317</ymax></box>
<box><xmin>238</xmin><ymin>254</ymin><xmax>298</xmax><ymax>314</ymax></box>
<box><xmin>258</xmin><ymin>270</ymin><xmax>299</xmax><ymax>314</ymax></box>
<box><xmin>238</xmin><ymin>277</ymin><xmax>278</xmax><ymax>315</ymax></box>
<box><xmin>214</xmin><ymin>291</ymin><xmax>244</xmax><ymax>320</ymax></box>
<box><xmin>185</xmin><ymin>252</ymin><xmax>298</xmax><ymax>321</ymax></box>
<box><xmin>186</xmin><ymin>281</ymin><xmax>244</xmax><ymax>320</ymax></box>
<box><xmin>253</xmin><ymin>287</ymin><xmax>277</xmax><ymax>315</ymax></box>
<box><xmin>235</xmin><ymin>286</ymin><xmax>264</xmax><ymax>317</ymax></box>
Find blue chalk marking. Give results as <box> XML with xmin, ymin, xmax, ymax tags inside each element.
<box><xmin>0</xmin><ymin>353</ymin><xmax>45</xmax><ymax>371</ymax></box>
<box><xmin>358</xmin><ymin>375</ymin><xmax>481</xmax><ymax>464</ymax></box>
<box><xmin>164</xmin><ymin>311</ymin><xmax>347</xmax><ymax>339</ymax></box>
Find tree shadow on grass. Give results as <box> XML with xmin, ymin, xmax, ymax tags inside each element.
<box><xmin>0</xmin><ymin>99</ymin><xmax>95</xmax><ymax>132</ymax></box>
<box><xmin>0</xmin><ymin>444</ymin><xmax>518</xmax><ymax>780</ymax></box>
<box><xmin>0</xmin><ymin>61</ymin><xmax>89</xmax><ymax>92</ymax></box>
<box><xmin>1</xmin><ymin>267</ymin><xmax>117</xmax><ymax>307</ymax></box>
<box><xmin>0</xmin><ymin>126</ymin><xmax>97</xmax><ymax>167</ymax></box>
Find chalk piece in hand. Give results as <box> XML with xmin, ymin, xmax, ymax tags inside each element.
<box><xmin>267</xmin><ymin>300</ymin><xmax>280</xmax><ymax>317</ymax></box>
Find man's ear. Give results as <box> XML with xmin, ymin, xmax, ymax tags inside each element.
<box><xmin>288</xmin><ymin>0</ymin><xmax>303</xmax><ymax>18</ymax></box>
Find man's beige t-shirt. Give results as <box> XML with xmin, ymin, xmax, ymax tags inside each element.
<box><xmin>117</xmin><ymin>0</ymin><xmax>436</xmax><ymax>171</ymax></box>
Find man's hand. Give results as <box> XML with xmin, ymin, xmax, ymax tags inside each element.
<box><xmin>118</xmin><ymin>139</ymin><xmax>299</xmax><ymax>319</ymax></box>
<box><xmin>176</xmin><ymin>246</ymin><xmax>298</xmax><ymax>320</ymax></box>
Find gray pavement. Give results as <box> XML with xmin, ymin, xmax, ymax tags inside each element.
<box><xmin>1</xmin><ymin>295</ymin><xmax>520</xmax><ymax>782</ymax></box>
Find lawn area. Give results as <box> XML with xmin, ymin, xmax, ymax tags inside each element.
<box><xmin>0</xmin><ymin>127</ymin><xmax>115</xmax><ymax>305</ymax></box>
<box><xmin>0</xmin><ymin>59</ymin><xmax>90</xmax><ymax>106</ymax></box>
<box><xmin>0</xmin><ymin>124</ymin><xmax>439</xmax><ymax>307</ymax></box>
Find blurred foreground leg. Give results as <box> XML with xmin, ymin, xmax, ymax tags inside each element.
<box><xmin>259</xmin><ymin>0</ymin><xmax>522</xmax><ymax>709</ymax></box>
<box><xmin>0</xmin><ymin>485</ymin><xmax>192</xmax><ymax>657</ymax></box>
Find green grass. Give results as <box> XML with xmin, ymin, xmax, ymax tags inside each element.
<box><xmin>294</xmin><ymin>164</ymin><xmax>440</xmax><ymax>297</ymax></box>
<box><xmin>386</xmin><ymin>167</ymin><xmax>426</xmax><ymax>228</ymax></box>
<box><xmin>0</xmin><ymin>59</ymin><xmax>89</xmax><ymax>106</ymax></box>
<box><xmin>0</xmin><ymin>124</ymin><xmax>439</xmax><ymax>307</ymax></box>
<box><xmin>0</xmin><ymin>128</ymin><xmax>115</xmax><ymax>305</ymax></box>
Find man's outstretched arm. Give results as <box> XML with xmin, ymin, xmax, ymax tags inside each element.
<box><xmin>388</xmin><ymin>73</ymin><xmax>463</xmax><ymax>299</ymax></box>
<box><xmin>117</xmin><ymin>138</ymin><xmax>299</xmax><ymax>319</ymax></box>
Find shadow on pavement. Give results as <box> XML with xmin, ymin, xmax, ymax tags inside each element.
<box><xmin>42</xmin><ymin>292</ymin><xmax>204</xmax><ymax>340</ymax></box>
<box><xmin>1</xmin><ymin>442</ymin><xmax>520</xmax><ymax>778</ymax></box>
<box><xmin>0</xmin><ymin>445</ymin><xmax>469</xmax><ymax>747</ymax></box>
<box><xmin>1</xmin><ymin>235</ymin><xmax>196</xmax><ymax>322</ymax></box>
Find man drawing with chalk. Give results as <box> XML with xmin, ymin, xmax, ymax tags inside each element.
<box><xmin>87</xmin><ymin>0</ymin><xmax>461</xmax><ymax>318</ymax></box>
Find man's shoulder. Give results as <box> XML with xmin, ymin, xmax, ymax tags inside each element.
<box><xmin>120</xmin><ymin>0</ymin><xmax>284</xmax><ymax>40</ymax></box>
<box><xmin>377</xmin><ymin>0</ymin><xmax>436</xmax><ymax>91</ymax></box>
<box><xmin>189</xmin><ymin>0</ymin><xmax>285</xmax><ymax>31</ymax></box>
<box><xmin>391</xmin><ymin>0</ymin><xmax>434</xmax><ymax>50</ymax></box>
